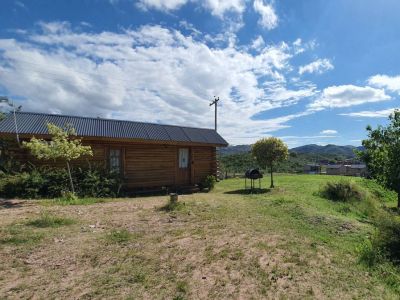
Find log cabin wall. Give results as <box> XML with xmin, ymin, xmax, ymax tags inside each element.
<box><xmin>6</xmin><ymin>138</ymin><xmax>217</xmax><ymax>189</ymax></box>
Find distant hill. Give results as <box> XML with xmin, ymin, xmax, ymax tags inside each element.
<box><xmin>218</xmin><ymin>144</ymin><xmax>251</xmax><ymax>156</ymax></box>
<box><xmin>219</xmin><ymin>143</ymin><xmax>364</xmax><ymax>158</ymax></box>
<box><xmin>291</xmin><ymin>144</ymin><xmax>364</xmax><ymax>158</ymax></box>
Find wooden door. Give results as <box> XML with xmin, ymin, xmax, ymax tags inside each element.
<box><xmin>177</xmin><ymin>148</ymin><xmax>191</xmax><ymax>185</ymax></box>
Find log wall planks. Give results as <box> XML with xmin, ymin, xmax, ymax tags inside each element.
<box><xmin>5</xmin><ymin>138</ymin><xmax>217</xmax><ymax>189</ymax></box>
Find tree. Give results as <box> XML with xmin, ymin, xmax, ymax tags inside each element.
<box><xmin>358</xmin><ymin>110</ymin><xmax>400</xmax><ymax>208</ymax></box>
<box><xmin>252</xmin><ymin>137</ymin><xmax>288</xmax><ymax>188</ymax></box>
<box><xmin>23</xmin><ymin>123</ymin><xmax>93</xmax><ymax>194</ymax></box>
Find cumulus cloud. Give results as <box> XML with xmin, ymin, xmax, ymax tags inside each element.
<box><xmin>137</xmin><ymin>0</ymin><xmax>246</xmax><ymax>17</ymax></box>
<box><xmin>299</xmin><ymin>58</ymin><xmax>333</xmax><ymax>75</ymax></box>
<box><xmin>137</xmin><ymin>0</ymin><xmax>188</xmax><ymax>11</ymax></box>
<box><xmin>368</xmin><ymin>74</ymin><xmax>400</xmax><ymax>94</ymax></box>
<box><xmin>339</xmin><ymin>108</ymin><xmax>395</xmax><ymax>118</ymax></box>
<box><xmin>320</xmin><ymin>129</ymin><xmax>337</xmax><ymax>135</ymax></box>
<box><xmin>202</xmin><ymin>0</ymin><xmax>246</xmax><ymax>17</ymax></box>
<box><xmin>0</xmin><ymin>22</ymin><xmax>317</xmax><ymax>144</ymax></box>
<box><xmin>309</xmin><ymin>85</ymin><xmax>390</xmax><ymax>110</ymax></box>
<box><xmin>253</xmin><ymin>0</ymin><xmax>278</xmax><ymax>30</ymax></box>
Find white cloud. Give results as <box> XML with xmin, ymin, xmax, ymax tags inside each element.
<box><xmin>299</xmin><ymin>58</ymin><xmax>333</xmax><ymax>75</ymax></box>
<box><xmin>253</xmin><ymin>0</ymin><xmax>278</xmax><ymax>30</ymax></box>
<box><xmin>137</xmin><ymin>0</ymin><xmax>188</xmax><ymax>11</ymax></box>
<box><xmin>137</xmin><ymin>0</ymin><xmax>246</xmax><ymax>17</ymax></box>
<box><xmin>309</xmin><ymin>85</ymin><xmax>390</xmax><ymax>110</ymax></box>
<box><xmin>320</xmin><ymin>129</ymin><xmax>337</xmax><ymax>135</ymax></box>
<box><xmin>202</xmin><ymin>0</ymin><xmax>246</xmax><ymax>17</ymax></box>
<box><xmin>368</xmin><ymin>74</ymin><xmax>400</xmax><ymax>94</ymax></box>
<box><xmin>251</xmin><ymin>35</ymin><xmax>265</xmax><ymax>50</ymax></box>
<box><xmin>0</xmin><ymin>22</ymin><xmax>317</xmax><ymax>145</ymax></box>
<box><xmin>340</xmin><ymin>108</ymin><xmax>395</xmax><ymax>118</ymax></box>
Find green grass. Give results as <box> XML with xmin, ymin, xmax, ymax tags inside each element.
<box><xmin>104</xmin><ymin>229</ymin><xmax>138</xmax><ymax>244</ymax></box>
<box><xmin>41</xmin><ymin>197</ymin><xmax>109</xmax><ymax>206</ymax></box>
<box><xmin>26</xmin><ymin>212</ymin><xmax>75</xmax><ymax>228</ymax></box>
<box><xmin>0</xmin><ymin>225</ymin><xmax>43</xmax><ymax>246</ymax></box>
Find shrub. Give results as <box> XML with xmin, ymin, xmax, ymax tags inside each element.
<box><xmin>0</xmin><ymin>166</ymin><xmax>122</xmax><ymax>199</ymax></box>
<box><xmin>0</xmin><ymin>170</ymin><xmax>46</xmax><ymax>199</ymax></box>
<box><xmin>73</xmin><ymin>168</ymin><xmax>122</xmax><ymax>198</ymax></box>
<box><xmin>201</xmin><ymin>175</ymin><xmax>217</xmax><ymax>191</ymax></box>
<box><xmin>373</xmin><ymin>215</ymin><xmax>400</xmax><ymax>264</ymax></box>
<box><xmin>321</xmin><ymin>180</ymin><xmax>364</xmax><ymax>202</ymax></box>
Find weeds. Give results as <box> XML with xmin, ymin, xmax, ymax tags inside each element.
<box><xmin>42</xmin><ymin>197</ymin><xmax>108</xmax><ymax>206</ymax></box>
<box><xmin>321</xmin><ymin>180</ymin><xmax>365</xmax><ymax>202</ymax></box>
<box><xmin>26</xmin><ymin>212</ymin><xmax>75</xmax><ymax>228</ymax></box>
<box><xmin>105</xmin><ymin>229</ymin><xmax>134</xmax><ymax>244</ymax></box>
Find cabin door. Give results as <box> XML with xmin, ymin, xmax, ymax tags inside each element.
<box><xmin>177</xmin><ymin>148</ymin><xmax>191</xmax><ymax>185</ymax></box>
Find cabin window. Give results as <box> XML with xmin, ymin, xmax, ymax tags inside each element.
<box><xmin>179</xmin><ymin>148</ymin><xmax>189</xmax><ymax>168</ymax></box>
<box><xmin>109</xmin><ymin>149</ymin><xmax>121</xmax><ymax>173</ymax></box>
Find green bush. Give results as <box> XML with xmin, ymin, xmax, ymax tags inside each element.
<box><xmin>0</xmin><ymin>166</ymin><xmax>122</xmax><ymax>199</ymax></box>
<box><xmin>321</xmin><ymin>180</ymin><xmax>365</xmax><ymax>202</ymax></box>
<box><xmin>201</xmin><ymin>175</ymin><xmax>217</xmax><ymax>191</ymax></box>
<box><xmin>373</xmin><ymin>215</ymin><xmax>400</xmax><ymax>264</ymax></box>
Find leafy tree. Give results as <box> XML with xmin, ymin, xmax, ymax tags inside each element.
<box><xmin>252</xmin><ymin>137</ymin><xmax>288</xmax><ymax>188</ymax></box>
<box><xmin>358</xmin><ymin>110</ymin><xmax>400</xmax><ymax>208</ymax></box>
<box><xmin>23</xmin><ymin>123</ymin><xmax>93</xmax><ymax>194</ymax></box>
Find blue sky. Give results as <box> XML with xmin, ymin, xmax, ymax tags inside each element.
<box><xmin>0</xmin><ymin>0</ymin><xmax>399</xmax><ymax>146</ymax></box>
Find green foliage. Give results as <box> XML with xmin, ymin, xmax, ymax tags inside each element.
<box><xmin>358</xmin><ymin>238</ymin><xmax>384</xmax><ymax>267</ymax></box>
<box><xmin>358</xmin><ymin>110</ymin><xmax>400</xmax><ymax>207</ymax></box>
<box><xmin>26</xmin><ymin>212</ymin><xmax>75</xmax><ymax>228</ymax></box>
<box><xmin>23</xmin><ymin>123</ymin><xmax>93</xmax><ymax>161</ymax></box>
<box><xmin>219</xmin><ymin>152</ymin><xmax>258</xmax><ymax>174</ymax></box>
<box><xmin>0</xmin><ymin>166</ymin><xmax>122</xmax><ymax>199</ymax></box>
<box><xmin>0</xmin><ymin>170</ymin><xmax>46</xmax><ymax>199</ymax></box>
<box><xmin>373</xmin><ymin>214</ymin><xmax>400</xmax><ymax>264</ymax></box>
<box><xmin>321</xmin><ymin>180</ymin><xmax>365</xmax><ymax>202</ymax></box>
<box><xmin>23</xmin><ymin>123</ymin><xmax>93</xmax><ymax>194</ymax></box>
<box><xmin>201</xmin><ymin>175</ymin><xmax>216</xmax><ymax>190</ymax></box>
<box><xmin>252</xmin><ymin>137</ymin><xmax>288</xmax><ymax>188</ymax></box>
<box><xmin>74</xmin><ymin>168</ymin><xmax>122</xmax><ymax>197</ymax></box>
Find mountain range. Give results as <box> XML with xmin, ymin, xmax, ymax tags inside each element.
<box><xmin>219</xmin><ymin>144</ymin><xmax>364</xmax><ymax>158</ymax></box>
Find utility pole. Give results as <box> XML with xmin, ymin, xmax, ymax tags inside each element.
<box><xmin>0</xmin><ymin>96</ymin><xmax>20</xmax><ymax>145</ymax></box>
<box><xmin>209</xmin><ymin>96</ymin><xmax>220</xmax><ymax>131</ymax></box>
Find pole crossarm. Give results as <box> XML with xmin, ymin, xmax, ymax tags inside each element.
<box><xmin>210</xmin><ymin>96</ymin><xmax>220</xmax><ymax>132</ymax></box>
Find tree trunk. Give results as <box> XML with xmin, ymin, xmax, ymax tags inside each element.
<box><xmin>270</xmin><ymin>165</ymin><xmax>274</xmax><ymax>188</ymax></box>
<box><xmin>66</xmin><ymin>161</ymin><xmax>75</xmax><ymax>194</ymax></box>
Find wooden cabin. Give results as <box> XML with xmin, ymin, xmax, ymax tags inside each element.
<box><xmin>0</xmin><ymin>112</ymin><xmax>228</xmax><ymax>190</ymax></box>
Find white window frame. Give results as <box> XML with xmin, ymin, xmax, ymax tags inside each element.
<box><xmin>179</xmin><ymin>148</ymin><xmax>189</xmax><ymax>169</ymax></box>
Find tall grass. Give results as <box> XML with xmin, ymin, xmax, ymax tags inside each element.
<box><xmin>321</xmin><ymin>179</ymin><xmax>365</xmax><ymax>202</ymax></box>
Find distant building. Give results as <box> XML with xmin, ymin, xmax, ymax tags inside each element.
<box><xmin>304</xmin><ymin>163</ymin><xmax>321</xmax><ymax>174</ymax></box>
<box><xmin>326</xmin><ymin>164</ymin><xmax>367</xmax><ymax>177</ymax></box>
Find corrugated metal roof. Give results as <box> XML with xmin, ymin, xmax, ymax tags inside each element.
<box><xmin>0</xmin><ymin>112</ymin><xmax>228</xmax><ymax>146</ymax></box>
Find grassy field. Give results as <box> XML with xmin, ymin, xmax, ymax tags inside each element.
<box><xmin>0</xmin><ymin>174</ymin><xmax>399</xmax><ymax>299</ymax></box>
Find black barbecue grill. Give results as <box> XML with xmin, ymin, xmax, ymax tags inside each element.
<box><xmin>245</xmin><ymin>168</ymin><xmax>263</xmax><ymax>189</ymax></box>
